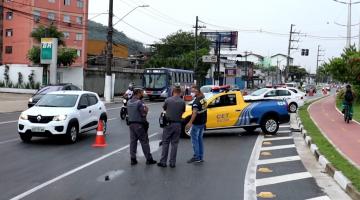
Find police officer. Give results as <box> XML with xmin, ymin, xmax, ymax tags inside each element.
<box><xmin>127</xmin><ymin>88</ymin><xmax>157</xmax><ymax>166</ymax></box>
<box><xmin>157</xmin><ymin>85</ymin><xmax>186</xmax><ymax>168</ymax></box>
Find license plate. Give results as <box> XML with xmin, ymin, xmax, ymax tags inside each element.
<box><xmin>31</xmin><ymin>127</ymin><xmax>45</xmax><ymax>132</ymax></box>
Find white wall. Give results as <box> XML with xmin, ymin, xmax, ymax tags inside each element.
<box><xmin>57</xmin><ymin>67</ymin><xmax>84</xmax><ymax>89</ymax></box>
<box><xmin>0</xmin><ymin>64</ymin><xmax>43</xmax><ymax>85</ymax></box>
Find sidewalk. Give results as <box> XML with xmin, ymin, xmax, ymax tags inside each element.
<box><xmin>308</xmin><ymin>95</ymin><xmax>360</xmax><ymax>168</ymax></box>
<box><xmin>0</xmin><ymin>93</ymin><xmax>31</xmax><ymax>113</ymax></box>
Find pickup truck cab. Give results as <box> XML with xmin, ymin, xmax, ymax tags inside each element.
<box><xmin>181</xmin><ymin>91</ymin><xmax>290</xmax><ymax>137</ymax></box>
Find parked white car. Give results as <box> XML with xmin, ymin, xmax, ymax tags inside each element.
<box><xmin>243</xmin><ymin>88</ymin><xmax>304</xmax><ymax>113</ymax></box>
<box><xmin>286</xmin><ymin>87</ymin><xmax>306</xmax><ymax>99</ymax></box>
<box><xmin>18</xmin><ymin>91</ymin><xmax>107</xmax><ymax>143</ymax></box>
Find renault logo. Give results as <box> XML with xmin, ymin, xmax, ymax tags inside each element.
<box><xmin>37</xmin><ymin>115</ymin><xmax>42</xmax><ymax>122</ymax></box>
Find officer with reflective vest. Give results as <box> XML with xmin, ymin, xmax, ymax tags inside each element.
<box><xmin>127</xmin><ymin>88</ymin><xmax>157</xmax><ymax>166</ymax></box>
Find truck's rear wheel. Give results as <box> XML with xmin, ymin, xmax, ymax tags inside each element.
<box><xmin>261</xmin><ymin>116</ymin><xmax>279</xmax><ymax>135</ymax></box>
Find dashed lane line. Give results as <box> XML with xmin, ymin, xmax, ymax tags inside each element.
<box><xmin>0</xmin><ymin>120</ymin><xmax>18</xmax><ymax>125</ymax></box>
<box><xmin>257</xmin><ymin>156</ymin><xmax>301</xmax><ymax>165</ymax></box>
<box><xmin>0</xmin><ymin>138</ymin><xmax>20</xmax><ymax>144</ymax></box>
<box><xmin>256</xmin><ymin>172</ymin><xmax>312</xmax><ymax>187</ymax></box>
<box><xmin>263</xmin><ymin>136</ymin><xmax>293</xmax><ymax>141</ymax></box>
<box><xmin>260</xmin><ymin>144</ymin><xmax>296</xmax><ymax>151</ymax></box>
<box><xmin>10</xmin><ymin>132</ymin><xmax>159</xmax><ymax>200</ymax></box>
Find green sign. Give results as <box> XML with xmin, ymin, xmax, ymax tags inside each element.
<box><xmin>41</xmin><ymin>42</ymin><xmax>52</xmax><ymax>60</ymax></box>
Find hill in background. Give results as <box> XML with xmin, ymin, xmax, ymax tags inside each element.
<box><xmin>88</xmin><ymin>20</ymin><xmax>145</xmax><ymax>55</ymax></box>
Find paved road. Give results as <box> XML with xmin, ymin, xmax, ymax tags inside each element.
<box><xmin>309</xmin><ymin>95</ymin><xmax>360</xmax><ymax>167</ymax></box>
<box><xmin>0</xmin><ymin>101</ymin><xmax>344</xmax><ymax>200</ymax></box>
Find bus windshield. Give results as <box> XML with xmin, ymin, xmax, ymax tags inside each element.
<box><xmin>144</xmin><ymin>73</ymin><xmax>167</xmax><ymax>89</ymax></box>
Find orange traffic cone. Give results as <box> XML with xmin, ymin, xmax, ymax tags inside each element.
<box><xmin>93</xmin><ymin>120</ymin><xmax>107</xmax><ymax>148</ymax></box>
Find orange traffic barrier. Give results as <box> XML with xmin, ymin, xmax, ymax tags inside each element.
<box><xmin>93</xmin><ymin>120</ymin><xmax>107</xmax><ymax>148</ymax></box>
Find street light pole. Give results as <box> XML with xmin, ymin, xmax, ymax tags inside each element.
<box><xmin>104</xmin><ymin>3</ymin><xmax>149</xmax><ymax>102</ymax></box>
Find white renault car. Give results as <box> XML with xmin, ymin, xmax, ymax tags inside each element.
<box><xmin>18</xmin><ymin>91</ymin><xmax>107</xmax><ymax>143</ymax></box>
<box><xmin>244</xmin><ymin>88</ymin><xmax>304</xmax><ymax>113</ymax></box>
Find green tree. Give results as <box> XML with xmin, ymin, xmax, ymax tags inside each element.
<box><xmin>27</xmin><ymin>46</ymin><xmax>41</xmax><ymax>64</ymax></box>
<box><xmin>145</xmin><ymin>30</ymin><xmax>212</xmax><ymax>84</ymax></box>
<box><xmin>30</xmin><ymin>25</ymin><xmax>65</xmax><ymax>46</ymax></box>
<box><xmin>289</xmin><ymin>65</ymin><xmax>308</xmax><ymax>81</ymax></box>
<box><xmin>28</xmin><ymin>26</ymin><xmax>78</xmax><ymax>66</ymax></box>
<box><xmin>58</xmin><ymin>48</ymin><xmax>78</xmax><ymax>66</ymax></box>
<box><xmin>324</xmin><ymin>45</ymin><xmax>360</xmax><ymax>85</ymax></box>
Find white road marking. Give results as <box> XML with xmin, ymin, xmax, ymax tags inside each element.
<box><xmin>256</xmin><ymin>172</ymin><xmax>312</xmax><ymax>187</ymax></box>
<box><xmin>261</xmin><ymin>144</ymin><xmax>296</xmax><ymax>151</ymax></box>
<box><xmin>108</xmin><ymin>118</ymin><xmax>117</xmax><ymax>121</ymax></box>
<box><xmin>263</xmin><ymin>136</ymin><xmax>293</xmax><ymax>141</ymax></box>
<box><xmin>257</xmin><ymin>156</ymin><xmax>301</xmax><ymax>165</ymax></box>
<box><xmin>9</xmin><ymin>132</ymin><xmax>159</xmax><ymax>200</ymax></box>
<box><xmin>276</xmin><ymin>130</ymin><xmax>292</xmax><ymax>134</ymax></box>
<box><xmin>244</xmin><ymin>134</ymin><xmax>263</xmax><ymax>200</ymax></box>
<box><xmin>279</xmin><ymin>125</ymin><xmax>291</xmax><ymax>128</ymax></box>
<box><xmin>306</xmin><ymin>196</ymin><xmax>331</xmax><ymax>200</ymax></box>
<box><xmin>136</xmin><ymin>140</ymin><xmax>161</xmax><ymax>157</ymax></box>
<box><xmin>0</xmin><ymin>138</ymin><xmax>19</xmax><ymax>144</ymax></box>
<box><xmin>0</xmin><ymin>120</ymin><xmax>18</xmax><ymax>125</ymax></box>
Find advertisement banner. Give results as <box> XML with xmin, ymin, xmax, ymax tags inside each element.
<box><xmin>200</xmin><ymin>31</ymin><xmax>238</xmax><ymax>49</ymax></box>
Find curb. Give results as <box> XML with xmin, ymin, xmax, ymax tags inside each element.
<box><xmin>296</xmin><ymin>108</ymin><xmax>360</xmax><ymax>200</ymax></box>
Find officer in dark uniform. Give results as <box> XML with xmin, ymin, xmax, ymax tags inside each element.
<box><xmin>127</xmin><ymin>88</ymin><xmax>157</xmax><ymax>166</ymax></box>
<box><xmin>157</xmin><ymin>85</ymin><xmax>186</xmax><ymax>168</ymax></box>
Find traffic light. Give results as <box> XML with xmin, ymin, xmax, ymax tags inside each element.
<box><xmin>301</xmin><ymin>49</ymin><xmax>309</xmax><ymax>56</ymax></box>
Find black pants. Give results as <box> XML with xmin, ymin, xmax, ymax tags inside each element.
<box><xmin>129</xmin><ymin>123</ymin><xmax>152</xmax><ymax>160</ymax></box>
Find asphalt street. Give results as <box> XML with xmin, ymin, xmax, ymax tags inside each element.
<box><xmin>0</xmin><ymin>99</ymin><xmax>337</xmax><ymax>200</ymax></box>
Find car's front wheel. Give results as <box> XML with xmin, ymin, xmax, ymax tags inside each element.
<box><xmin>66</xmin><ymin>123</ymin><xmax>78</xmax><ymax>143</ymax></box>
<box><xmin>181</xmin><ymin>117</ymin><xmax>191</xmax><ymax>138</ymax></box>
<box><xmin>289</xmin><ymin>103</ymin><xmax>298</xmax><ymax>113</ymax></box>
<box><xmin>19</xmin><ymin>134</ymin><xmax>32</xmax><ymax>143</ymax></box>
<box><xmin>261</xmin><ymin>116</ymin><xmax>279</xmax><ymax>135</ymax></box>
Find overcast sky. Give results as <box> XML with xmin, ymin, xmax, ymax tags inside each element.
<box><xmin>89</xmin><ymin>0</ymin><xmax>360</xmax><ymax>73</ymax></box>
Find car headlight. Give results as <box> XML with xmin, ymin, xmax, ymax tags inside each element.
<box><xmin>53</xmin><ymin>115</ymin><xmax>67</xmax><ymax>121</ymax></box>
<box><xmin>28</xmin><ymin>98</ymin><xmax>33</xmax><ymax>103</ymax></box>
<box><xmin>123</xmin><ymin>99</ymin><xmax>127</xmax><ymax>104</ymax></box>
<box><xmin>19</xmin><ymin>113</ymin><xmax>28</xmax><ymax>120</ymax></box>
<box><xmin>161</xmin><ymin>89</ymin><xmax>167</xmax><ymax>95</ymax></box>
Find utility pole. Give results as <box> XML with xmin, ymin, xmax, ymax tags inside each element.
<box><xmin>104</xmin><ymin>0</ymin><xmax>113</xmax><ymax>102</ymax></box>
<box><xmin>333</xmin><ymin>0</ymin><xmax>360</xmax><ymax>48</ymax></box>
<box><xmin>285</xmin><ymin>24</ymin><xmax>300</xmax><ymax>83</ymax></box>
<box><xmin>316</xmin><ymin>45</ymin><xmax>325</xmax><ymax>85</ymax></box>
<box><xmin>193</xmin><ymin>16</ymin><xmax>206</xmax><ymax>84</ymax></box>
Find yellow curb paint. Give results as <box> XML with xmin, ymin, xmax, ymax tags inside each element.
<box><xmin>260</xmin><ymin>151</ymin><xmax>272</xmax><ymax>156</ymax></box>
<box><xmin>258</xmin><ymin>167</ymin><xmax>273</xmax><ymax>173</ymax></box>
<box><xmin>257</xmin><ymin>192</ymin><xmax>276</xmax><ymax>198</ymax></box>
<box><xmin>263</xmin><ymin>141</ymin><xmax>272</xmax><ymax>145</ymax></box>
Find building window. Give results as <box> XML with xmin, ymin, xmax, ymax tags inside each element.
<box><xmin>76</xmin><ymin>16</ymin><xmax>82</xmax><ymax>25</ymax></box>
<box><xmin>48</xmin><ymin>12</ymin><xmax>55</xmax><ymax>21</ymax></box>
<box><xmin>5</xmin><ymin>46</ymin><xmax>12</xmax><ymax>54</ymax></box>
<box><xmin>75</xmin><ymin>33</ymin><xmax>83</xmax><ymax>41</ymax></box>
<box><xmin>63</xmin><ymin>15</ymin><xmax>70</xmax><ymax>23</ymax></box>
<box><xmin>33</xmin><ymin>10</ymin><xmax>41</xmax><ymax>22</ymax></box>
<box><xmin>5</xmin><ymin>29</ymin><xmax>13</xmax><ymax>37</ymax></box>
<box><xmin>63</xmin><ymin>32</ymin><xmax>70</xmax><ymax>39</ymax></box>
<box><xmin>64</xmin><ymin>0</ymin><xmax>70</xmax><ymax>5</ymax></box>
<box><xmin>48</xmin><ymin>0</ymin><xmax>55</xmax><ymax>3</ymax></box>
<box><xmin>6</xmin><ymin>11</ymin><xmax>13</xmax><ymax>20</ymax></box>
<box><xmin>77</xmin><ymin>49</ymin><xmax>81</xmax><ymax>57</ymax></box>
<box><xmin>77</xmin><ymin>0</ymin><xmax>83</xmax><ymax>8</ymax></box>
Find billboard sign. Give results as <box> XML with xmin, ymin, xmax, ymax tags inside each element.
<box><xmin>41</xmin><ymin>38</ymin><xmax>58</xmax><ymax>64</ymax></box>
<box><xmin>200</xmin><ymin>31</ymin><xmax>238</xmax><ymax>49</ymax></box>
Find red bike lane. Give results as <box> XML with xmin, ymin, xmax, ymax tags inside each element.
<box><xmin>309</xmin><ymin>95</ymin><xmax>360</xmax><ymax>168</ymax></box>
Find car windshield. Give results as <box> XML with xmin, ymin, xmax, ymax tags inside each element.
<box><xmin>144</xmin><ymin>74</ymin><xmax>167</xmax><ymax>89</ymax></box>
<box><xmin>250</xmin><ymin>88</ymin><xmax>269</xmax><ymax>96</ymax></box>
<box><xmin>188</xmin><ymin>93</ymin><xmax>214</xmax><ymax>105</ymax></box>
<box><xmin>36</xmin><ymin>86</ymin><xmax>63</xmax><ymax>95</ymax></box>
<box><xmin>200</xmin><ymin>86</ymin><xmax>212</xmax><ymax>93</ymax></box>
<box><xmin>36</xmin><ymin>94</ymin><xmax>79</xmax><ymax>107</ymax></box>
